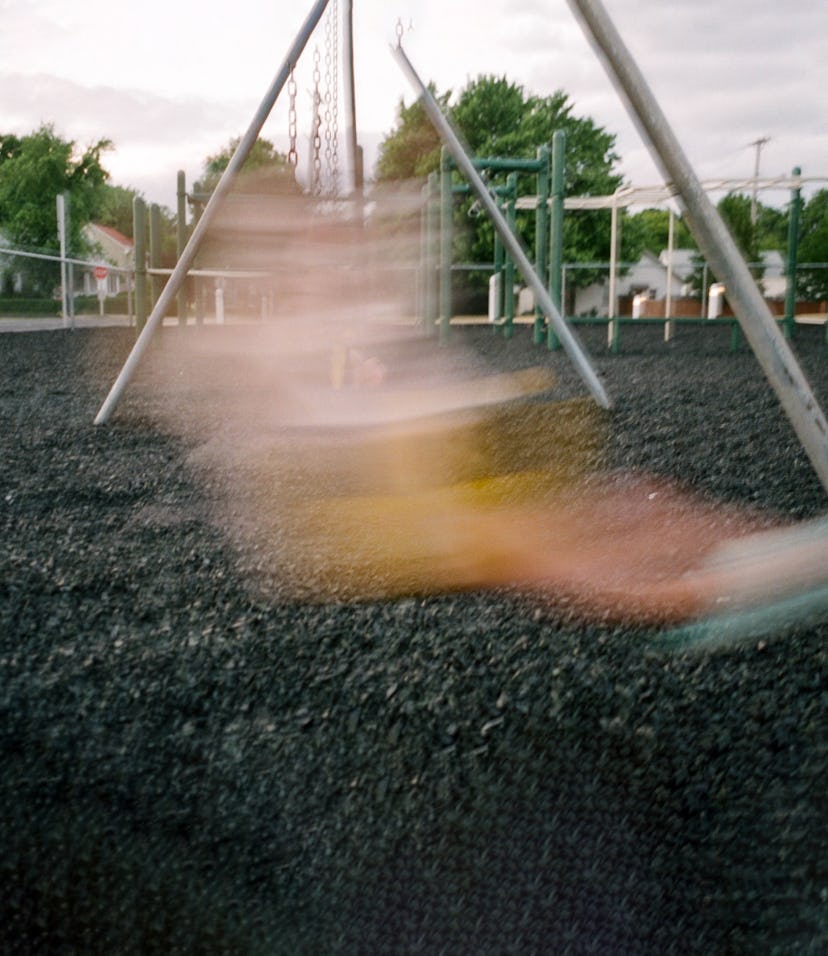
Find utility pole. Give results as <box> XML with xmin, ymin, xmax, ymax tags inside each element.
<box><xmin>749</xmin><ymin>136</ymin><xmax>770</xmax><ymax>226</ymax></box>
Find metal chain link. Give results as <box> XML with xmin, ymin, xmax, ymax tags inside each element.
<box><xmin>330</xmin><ymin>0</ymin><xmax>339</xmax><ymax>192</ymax></box>
<box><xmin>288</xmin><ymin>68</ymin><xmax>298</xmax><ymax>167</ymax></box>
<box><xmin>319</xmin><ymin>0</ymin><xmax>339</xmax><ymax>195</ymax></box>
<box><xmin>312</xmin><ymin>46</ymin><xmax>323</xmax><ymax>194</ymax></box>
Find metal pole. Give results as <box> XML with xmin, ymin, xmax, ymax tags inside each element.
<box><xmin>392</xmin><ymin>41</ymin><xmax>611</xmax><ymax>410</ymax></box>
<box><xmin>607</xmin><ymin>199</ymin><xmax>619</xmax><ymax>352</ymax></box>
<box><xmin>548</xmin><ymin>131</ymin><xmax>565</xmax><ymax>351</ymax></box>
<box><xmin>133</xmin><ymin>197</ymin><xmax>148</xmax><ymax>335</ymax></box>
<box><xmin>149</xmin><ymin>203</ymin><xmax>162</xmax><ymax>308</ymax></box>
<box><xmin>664</xmin><ymin>208</ymin><xmax>675</xmax><ymax>341</ymax></box>
<box><xmin>534</xmin><ymin>145</ymin><xmax>550</xmax><ymax>344</ymax></box>
<box><xmin>95</xmin><ymin>0</ymin><xmax>331</xmax><ymax>425</ymax></box>
<box><xmin>784</xmin><ymin>167</ymin><xmax>802</xmax><ymax>341</ymax></box>
<box><xmin>504</xmin><ymin>172</ymin><xmax>517</xmax><ymax>339</ymax></box>
<box><xmin>567</xmin><ymin>0</ymin><xmax>828</xmax><ymax>492</ymax></box>
<box><xmin>749</xmin><ymin>136</ymin><xmax>770</xmax><ymax>227</ymax></box>
<box><xmin>425</xmin><ymin>171</ymin><xmax>439</xmax><ymax>335</ymax></box>
<box><xmin>439</xmin><ymin>147</ymin><xmax>453</xmax><ymax>344</ymax></box>
<box><xmin>342</xmin><ymin>0</ymin><xmax>362</xmax><ymax>196</ymax></box>
<box><xmin>176</xmin><ymin>170</ymin><xmax>188</xmax><ymax>326</ymax></box>
<box><xmin>56</xmin><ymin>193</ymin><xmax>69</xmax><ymax>329</ymax></box>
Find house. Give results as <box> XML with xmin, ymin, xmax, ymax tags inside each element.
<box><xmin>569</xmin><ymin>248</ymin><xmax>692</xmax><ymax>316</ymax></box>
<box><xmin>568</xmin><ymin>247</ymin><xmax>788</xmax><ymax>316</ymax></box>
<box><xmin>758</xmin><ymin>250</ymin><xmax>786</xmax><ymax>299</ymax></box>
<box><xmin>83</xmin><ymin>223</ymin><xmax>134</xmax><ymax>297</ymax></box>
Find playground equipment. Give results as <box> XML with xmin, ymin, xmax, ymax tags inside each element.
<box><xmin>419</xmin><ymin>140</ymin><xmax>564</xmax><ymax>348</ymax></box>
<box><xmin>421</xmin><ymin>140</ymin><xmax>824</xmax><ymax>358</ymax></box>
<box><xmin>395</xmin><ymin>42</ymin><xmax>610</xmax><ymax>411</ymax></box>
<box><xmin>94</xmin><ymin>0</ymin><xmax>610</xmax><ymax>423</ymax></box>
<box><xmin>94</xmin><ymin>0</ymin><xmax>346</xmax><ymax>424</ymax></box>
<box><xmin>88</xmin><ymin>0</ymin><xmax>828</xmax><ymax>634</ymax></box>
<box><xmin>535</xmin><ymin>170</ymin><xmax>824</xmax><ymax>353</ymax></box>
<box><xmin>91</xmin><ymin>0</ymin><xmax>828</xmax><ymax>487</ymax></box>
<box><xmin>563</xmin><ymin>0</ymin><xmax>828</xmax><ymax>494</ymax></box>
<box><xmin>93</xmin><ymin>0</ymin><xmax>828</xmax><ymax>484</ymax></box>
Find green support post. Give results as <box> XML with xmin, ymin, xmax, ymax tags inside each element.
<box><xmin>149</xmin><ymin>203</ymin><xmax>162</xmax><ymax>310</ymax></box>
<box><xmin>419</xmin><ymin>173</ymin><xmax>439</xmax><ymax>335</ymax></box>
<box><xmin>503</xmin><ymin>173</ymin><xmax>517</xmax><ymax>339</ymax></box>
<box><xmin>439</xmin><ymin>148</ymin><xmax>453</xmax><ymax>344</ymax></box>
<box><xmin>784</xmin><ymin>166</ymin><xmax>802</xmax><ymax>342</ymax></box>
<box><xmin>608</xmin><ymin>204</ymin><xmax>622</xmax><ymax>354</ymax></box>
<box><xmin>176</xmin><ymin>171</ymin><xmax>188</xmax><ymax>327</ymax></box>
<box><xmin>493</xmin><ymin>225</ymin><xmax>504</xmax><ymax>333</ymax></box>
<box><xmin>419</xmin><ymin>178</ymin><xmax>428</xmax><ymax>333</ymax></box>
<box><xmin>425</xmin><ymin>173</ymin><xmax>439</xmax><ymax>335</ymax></box>
<box><xmin>133</xmin><ymin>197</ymin><xmax>148</xmax><ymax>336</ymax></box>
<box><xmin>534</xmin><ymin>146</ymin><xmax>550</xmax><ymax>344</ymax></box>
<box><xmin>548</xmin><ymin>130</ymin><xmax>565</xmax><ymax>351</ymax></box>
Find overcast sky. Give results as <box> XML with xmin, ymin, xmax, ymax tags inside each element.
<box><xmin>1</xmin><ymin>0</ymin><xmax>826</xmax><ymax>210</ymax></box>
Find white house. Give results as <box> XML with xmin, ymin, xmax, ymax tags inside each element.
<box><xmin>569</xmin><ymin>248</ymin><xmax>693</xmax><ymax>316</ymax></box>
<box><xmin>566</xmin><ymin>246</ymin><xmax>787</xmax><ymax>316</ymax></box>
<box><xmin>82</xmin><ymin>223</ymin><xmax>134</xmax><ymax>296</ymax></box>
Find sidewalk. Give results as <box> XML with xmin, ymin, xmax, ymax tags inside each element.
<box><xmin>0</xmin><ymin>315</ymin><xmax>135</xmax><ymax>333</ymax></box>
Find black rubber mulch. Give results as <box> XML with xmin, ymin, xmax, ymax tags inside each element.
<box><xmin>1</xmin><ymin>323</ymin><xmax>826</xmax><ymax>954</ymax></box>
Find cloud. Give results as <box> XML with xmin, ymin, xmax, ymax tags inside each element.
<box><xmin>0</xmin><ymin>72</ymin><xmax>245</xmax><ymax>146</ymax></box>
<box><xmin>2</xmin><ymin>0</ymin><xmax>825</xmax><ymax>207</ymax></box>
<box><xmin>0</xmin><ymin>71</ymin><xmax>261</xmax><ymax>201</ymax></box>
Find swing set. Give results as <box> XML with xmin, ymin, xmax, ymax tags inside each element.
<box><xmin>93</xmin><ymin>0</ymin><xmax>828</xmax><ymax>477</ymax></box>
<box><xmin>91</xmin><ymin>0</ymin><xmax>828</xmax><ymax>640</ymax></box>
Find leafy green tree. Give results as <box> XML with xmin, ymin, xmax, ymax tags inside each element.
<box><xmin>685</xmin><ymin>192</ymin><xmax>768</xmax><ymax>295</ymax></box>
<box><xmin>378</xmin><ymin>75</ymin><xmax>624</xmax><ymax>301</ymax></box>
<box><xmin>375</xmin><ymin>87</ymin><xmax>449</xmax><ymax>180</ymax></box>
<box><xmin>621</xmin><ymin>208</ymin><xmax>695</xmax><ymax>261</ymax></box>
<box><xmin>98</xmin><ymin>184</ymin><xmax>143</xmax><ymax>238</ymax></box>
<box><xmin>718</xmin><ymin>194</ymin><xmax>761</xmax><ymax>267</ymax></box>
<box><xmin>0</xmin><ymin>134</ymin><xmax>22</xmax><ymax>163</ymax></box>
<box><xmin>796</xmin><ymin>189</ymin><xmax>828</xmax><ymax>300</ymax></box>
<box><xmin>755</xmin><ymin>202</ymin><xmax>788</xmax><ymax>252</ymax></box>
<box><xmin>193</xmin><ymin>136</ymin><xmax>297</xmax><ymax>198</ymax></box>
<box><xmin>0</xmin><ymin>124</ymin><xmax>111</xmax><ymax>292</ymax></box>
<box><xmin>96</xmin><ymin>184</ymin><xmax>183</xmax><ymax>278</ymax></box>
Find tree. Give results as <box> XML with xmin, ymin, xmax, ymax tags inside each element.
<box><xmin>193</xmin><ymin>136</ymin><xmax>297</xmax><ymax>198</ymax></box>
<box><xmin>98</xmin><ymin>184</ymin><xmax>143</xmax><ymax>238</ymax></box>
<box><xmin>375</xmin><ymin>87</ymin><xmax>448</xmax><ymax>181</ymax></box>
<box><xmin>190</xmin><ymin>136</ymin><xmax>303</xmax><ymax>276</ymax></box>
<box><xmin>796</xmin><ymin>189</ymin><xmax>828</xmax><ymax>301</ymax></box>
<box><xmin>377</xmin><ymin>75</ymin><xmax>624</xmax><ymax>300</ymax></box>
<box><xmin>621</xmin><ymin>208</ymin><xmax>695</xmax><ymax>262</ymax></box>
<box><xmin>684</xmin><ymin>192</ymin><xmax>769</xmax><ymax>295</ymax></box>
<box><xmin>0</xmin><ymin>124</ymin><xmax>111</xmax><ymax>293</ymax></box>
<box><xmin>755</xmin><ymin>202</ymin><xmax>788</xmax><ymax>252</ymax></box>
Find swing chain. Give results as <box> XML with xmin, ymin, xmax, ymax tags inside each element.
<box><xmin>324</xmin><ymin>0</ymin><xmax>340</xmax><ymax>195</ymax></box>
<box><xmin>287</xmin><ymin>68</ymin><xmax>298</xmax><ymax>167</ymax></box>
<box><xmin>312</xmin><ymin>46</ymin><xmax>323</xmax><ymax>193</ymax></box>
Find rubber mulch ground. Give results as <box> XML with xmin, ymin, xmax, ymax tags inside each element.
<box><xmin>1</xmin><ymin>323</ymin><xmax>826</xmax><ymax>954</ymax></box>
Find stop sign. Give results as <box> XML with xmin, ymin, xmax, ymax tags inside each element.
<box><xmin>94</xmin><ymin>265</ymin><xmax>108</xmax><ymax>281</ymax></box>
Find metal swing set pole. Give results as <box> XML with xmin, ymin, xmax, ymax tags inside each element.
<box><xmin>566</xmin><ymin>0</ymin><xmax>828</xmax><ymax>496</ymax></box>
<box><xmin>391</xmin><ymin>42</ymin><xmax>613</xmax><ymax>412</ymax></box>
<box><xmin>94</xmin><ymin>0</ymin><xmax>332</xmax><ymax>425</ymax></box>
